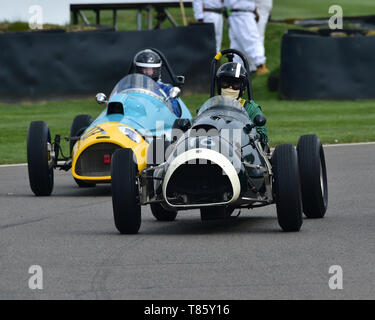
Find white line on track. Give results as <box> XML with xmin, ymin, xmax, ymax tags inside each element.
<box><xmin>323</xmin><ymin>141</ymin><xmax>375</xmax><ymax>147</ymax></box>
<box><xmin>0</xmin><ymin>163</ymin><xmax>27</xmax><ymax>168</ymax></box>
<box><xmin>0</xmin><ymin>142</ymin><xmax>374</xmax><ymax>168</ymax></box>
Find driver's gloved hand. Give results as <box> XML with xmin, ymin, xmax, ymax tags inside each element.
<box><xmin>257</xmin><ymin>131</ymin><xmax>270</xmax><ymax>154</ymax></box>
<box><xmin>257</xmin><ymin>131</ymin><xmax>267</xmax><ymax>145</ymax></box>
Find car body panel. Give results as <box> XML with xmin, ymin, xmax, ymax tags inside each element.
<box><xmin>142</xmin><ymin>96</ymin><xmax>272</xmax><ymax>209</ymax></box>
<box><xmin>71</xmin><ymin>74</ymin><xmax>192</xmax><ymax>183</ymax></box>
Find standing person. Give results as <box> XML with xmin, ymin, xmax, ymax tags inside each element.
<box><xmin>224</xmin><ymin>0</ymin><xmax>269</xmax><ymax>75</ymax></box>
<box><xmin>193</xmin><ymin>0</ymin><xmax>224</xmax><ymax>53</ymax></box>
<box><xmin>254</xmin><ymin>0</ymin><xmax>273</xmax><ymax>45</ymax></box>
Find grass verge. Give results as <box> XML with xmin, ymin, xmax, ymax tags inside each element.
<box><xmin>1</xmin><ymin>94</ymin><xmax>374</xmax><ymax>164</ymax></box>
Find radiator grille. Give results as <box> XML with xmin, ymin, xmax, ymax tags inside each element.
<box><xmin>75</xmin><ymin>143</ymin><xmax>121</xmax><ymax>177</ymax></box>
<box><xmin>166</xmin><ymin>162</ymin><xmax>233</xmax><ymax>205</ymax></box>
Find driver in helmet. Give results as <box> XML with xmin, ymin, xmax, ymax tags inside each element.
<box><xmin>216</xmin><ymin>61</ymin><xmax>269</xmax><ymax>145</ymax></box>
<box><xmin>133</xmin><ymin>49</ymin><xmax>180</xmax><ymax>117</ymax></box>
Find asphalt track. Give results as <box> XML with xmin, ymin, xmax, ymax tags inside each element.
<box><xmin>0</xmin><ymin>143</ymin><xmax>374</xmax><ymax>300</ymax></box>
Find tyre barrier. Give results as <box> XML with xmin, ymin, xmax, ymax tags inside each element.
<box><xmin>0</xmin><ymin>24</ymin><xmax>215</xmax><ymax>103</ymax></box>
<box><xmin>280</xmin><ymin>29</ymin><xmax>375</xmax><ymax>100</ymax></box>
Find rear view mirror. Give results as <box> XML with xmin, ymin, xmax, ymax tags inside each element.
<box><xmin>166</xmin><ymin>87</ymin><xmax>181</xmax><ymax>101</ymax></box>
<box><xmin>95</xmin><ymin>93</ymin><xmax>107</xmax><ymax>105</ymax></box>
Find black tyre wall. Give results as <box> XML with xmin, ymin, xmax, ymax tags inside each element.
<box><xmin>0</xmin><ymin>24</ymin><xmax>216</xmax><ymax>103</ymax></box>
<box><xmin>281</xmin><ymin>29</ymin><xmax>375</xmax><ymax>99</ymax></box>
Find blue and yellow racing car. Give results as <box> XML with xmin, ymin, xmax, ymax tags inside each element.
<box><xmin>27</xmin><ymin>52</ymin><xmax>192</xmax><ymax>196</ymax></box>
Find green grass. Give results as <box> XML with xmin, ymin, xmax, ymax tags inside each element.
<box><xmin>1</xmin><ymin>93</ymin><xmax>375</xmax><ymax>164</ymax></box>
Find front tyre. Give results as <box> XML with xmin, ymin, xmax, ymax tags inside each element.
<box><xmin>150</xmin><ymin>204</ymin><xmax>177</xmax><ymax>221</ymax></box>
<box><xmin>272</xmin><ymin>144</ymin><xmax>302</xmax><ymax>232</ymax></box>
<box><xmin>297</xmin><ymin>134</ymin><xmax>328</xmax><ymax>218</ymax></box>
<box><xmin>111</xmin><ymin>148</ymin><xmax>141</xmax><ymax>234</ymax></box>
<box><xmin>27</xmin><ymin>121</ymin><xmax>54</xmax><ymax>196</ymax></box>
<box><xmin>200</xmin><ymin>207</ymin><xmax>234</xmax><ymax>221</ymax></box>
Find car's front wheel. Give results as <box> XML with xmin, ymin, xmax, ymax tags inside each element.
<box><xmin>150</xmin><ymin>204</ymin><xmax>177</xmax><ymax>221</ymax></box>
<box><xmin>70</xmin><ymin>114</ymin><xmax>95</xmax><ymax>188</ymax></box>
<box><xmin>111</xmin><ymin>148</ymin><xmax>141</xmax><ymax>234</ymax></box>
<box><xmin>272</xmin><ymin>144</ymin><xmax>303</xmax><ymax>232</ymax></box>
<box><xmin>200</xmin><ymin>207</ymin><xmax>233</xmax><ymax>221</ymax></box>
<box><xmin>27</xmin><ymin>121</ymin><xmax>54</xmax><ymax>196</ymax></box>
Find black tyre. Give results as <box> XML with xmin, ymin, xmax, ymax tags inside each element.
<box><xmin>297</xmin><ymin>134</ymin><xmax>328</xmax><ymax>218</ymax></box>
<box><xmin>70</xmin><ymin>114</ymin><xmax>93</xmax><ymax>154</ymax></box>
<box><xmin>74</xmin><ymin>178</ymin><xmax>96</xmax><ymax>188</ymax></box>
<box><xmin>70</xmin><ymin>114</ymin><xmax>95</xmax><ymax>188</ymax></box>
<box><xmin>200</xmin><ymin>207</ymin><xmax>233</xmax><ymax>221</ymax></box>
<box><xmin>272</xmin><ymin>144</ymin><xmax>302</xmax><ymax>232</ymax></box>
<box><xmin>150</xmin><ymin>203</ymin><xmax>177</xmax><ymax>221</ymax></box>
<box><xmin>111</xmin><ymin>148</ymin><xmax>141</xmax><ymax>234</ymax></box>
<box><xmin>147</xmin><ymin>137</ymin><xmax>170</xmax><ymax>166</ymax></box>
<box><xmin>27</xmin><ymin>121</ymin><xmax>54</xmax><ymax>196</ymax></box>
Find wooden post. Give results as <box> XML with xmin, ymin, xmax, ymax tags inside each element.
<box><xmin>137</xmin><ymin>10</ymin><xmax>142</xmax><ymax>30</ymax></box>
<box><xmin>179</xmin><ymin>0</ymin><xmax>187</xmax><ymax>26</ymax></box>
<box><xmin>147</xmin><ymin>5</ymin><xmax>153</xmax><ymax>30</ymax></box>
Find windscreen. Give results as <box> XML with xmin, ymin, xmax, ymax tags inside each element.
<box><xmin>110</xmin><ymin>73</ymin><xmax>167</xmax><ymax>100</ymax></box>
<box><xmin>197</xmin><ymin>96</ymin><xmax>248</xmax><ymax>117</ymax></box>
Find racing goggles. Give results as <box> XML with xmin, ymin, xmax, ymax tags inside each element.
<box><xmin>221</xmin><ymin>79</ymin><xmax>242</xmax><ymax>90</ymax></box>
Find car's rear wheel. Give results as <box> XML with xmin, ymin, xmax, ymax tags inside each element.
<box><xmin>272</xmin><ymin>144</ymin><xmax>302</xmax><ymax>232</ymax></box>
<box><xmin>27</xmin><ymin>121</ymin><xmax>54</xmax><ymax>196</ymax></box>
<box><xmin>147</xmin><ymin>137</ymin><xmax>170</xmax><ymax>166</ymax></box>
<box><xmin>111</xmin><ymin>148</ymin><xmax>141</xmax><ymax>234</ymax></box>
<box><xmin>70</xmin><ymin>114</ymin><xmax>95</xmax><ymax>188</ymax></box>
<box><xmin>297</xmin><ymin>134</ymin><xmax>328</xmax><ymax>218</ymax></box>
<box><xmin>200</xmin><ymin>207</ymin><xmax>233</xmax><ymax>221</ymax></box>
<box><xmin>150</xmin><ymin>203</ymin><xmax>177</xmax><ymax>221</ymax></box>
<box><xmin>70</xmin><ymin>114</ymin><xmax>93</xmax><ymax>154</ymax></box>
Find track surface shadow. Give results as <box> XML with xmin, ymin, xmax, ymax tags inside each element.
<box><xmin>143</xmin><ymin>215</ymin><xmax>283</xmax><ymax>235</ymax></box>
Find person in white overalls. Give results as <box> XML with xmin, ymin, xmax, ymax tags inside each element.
<box><xmin>224</xmin><ymin>0</ymin><xmax>269</xmax><ymax>75</ymax></box>
<box><xmin>193</xmin><ymin>0</ymin><xmax>224</xmax><ymax>53</ymax></box>
<box><xmin>254</xmin><ymin>0</ymin><xmax>273</xmax><ymax>45</ymax></box>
